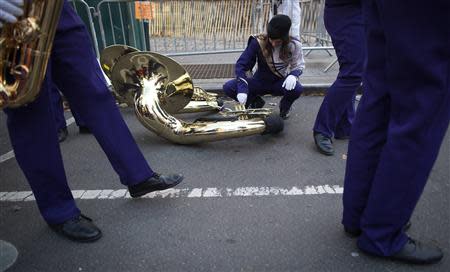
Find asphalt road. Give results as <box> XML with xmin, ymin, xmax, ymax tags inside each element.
<box><xmin>1</xmin><ymin>96</ymin><xmax>449</xmax><ymax>272</ymax></box>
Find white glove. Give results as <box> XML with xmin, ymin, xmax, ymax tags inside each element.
<box><xmin>0</xmin><ymin>0</ymin><xmax>23</xmax><ymax>28</ymax></box>
<box><xmin>282</xmin><ymin>75</ymin><xmax>298</xmax><ymax>91</ymax></box>
<box><xmin>237</xmin><ymin>93</ymin><xmax>248</xmax><ymax>105</ymax></box>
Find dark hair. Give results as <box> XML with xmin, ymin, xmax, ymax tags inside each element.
<box><xmin>267</xmin><ymin>15</ymin><xmax>291</xmax><ymax>40</ymax></box>
<box><xmin>265</xmin><ymin>15</ymin><xmax>292</xmax><ymax>61</ymax></box>
<box><xmin>261</xmin><ymin>34</ymin><xmax>292</xmax><ymax>62</ymax></box>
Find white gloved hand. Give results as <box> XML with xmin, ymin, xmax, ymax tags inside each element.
<box><xmin>282</xmin><ymin>75</ymin><xmax>298</xmax><ymax>91</ymax></box>
<box><xmin>237</xmin><ymin>93</ymin><xmax>248</xmax><ymax>105</ymax></box>
<box><xmin>0</xmin><ymin>0</ymin><xmax>23</xmax><ymax>28</ymax></box>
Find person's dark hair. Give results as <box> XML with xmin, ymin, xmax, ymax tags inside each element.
<box><xmin>263</xmin><ymin>15</ymin><xmax>293</xmax><ymax>61</ymax></box>
<box><xmin>261</xmin><ymin>35</ymin><xmax>292</xmax><ymax>62</ymax></box>
<box><xmin>267</xmin><ymin>15</ymin><xmax>291</xmax><ymax>40</ymax></box>
<box><xmin>260</xmin><ymin>14</ymin><xmax>292</xmax><ymax>61</ymax></box>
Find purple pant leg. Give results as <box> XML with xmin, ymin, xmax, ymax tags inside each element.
<box><xmin>344</xmin><ymin>0</ymin><xmax>450</xmax><ymax>256</ymax></box>
<box><xmin>50</xmin><ymin>84</ymin><xmax>67</xmax><ymax>131</ymax></box>
<box><xmin>270</xmin><ymin>79</ymin><xmax>302</xmax><ymax>112</ymax></box>
<box><xmin>313</xmin><ymin>3</ymin><xmax>364</xmax><ymax>138</ymax></box>
<box><xmin>51</xmin><ymin>2</ymin><xmax>154</xmax><ymax>186</ymax></box>
<box><xmin>223</xmin><ymin>78</ymin><xmax>267</xmax><ymax>107</ymax></box>
<box><xmin>51</xmin><ymin>83</ymin><xmax>87</xmax><ymax>128</ymax></box>
<box><xmin>4</xmin><ymin>70</ymin><xmax>80</xmax><ymax>224</ymax></box>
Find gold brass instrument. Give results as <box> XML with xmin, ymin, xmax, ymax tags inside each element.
<box><xmin>106</xmin><ymin>49</ymin><xmax>283</xmax><ymax>144</ymax></box>
<box><xmin>100</xmin><ymin>45</ymin><xmax>223</xmax><ymax>113</ymax></box>
<box><xmin>0</xmin><ymin>0</ymin><xmax>65</xmax><ymax>109</ymax></box>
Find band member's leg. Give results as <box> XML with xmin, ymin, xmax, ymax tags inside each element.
<box><xmin>4</xmin><ymin>71</ymin><xmax>80</xmax><ymax>225</ymax></box>
<box><xmin>69</xmin><ymin>102</ymin><xmax>88</xmax><ymax>129</ymax></box>
<box><xmin>313</xmin><ymin>3</ymin><xmax>364</xmax><ymax>139</ymax></box>
<box><xmin>223</xmin><ymin>78</ymin><xmax>267</xmax><ymax>107</ymax></box>
<box><xmin>271</xmin><ymin>80</ymin><xmax>302</xmax><ymax>117</ymax></box>
<box><xmin>50</xmin><ymin>85</ymin><xmax>67</xmax><ymax>133</ymax></box>
<box><xmin>342</xmin><ymin>0</ymin><xmax>390</xmax><ymax>233</ymax></box>
<box><xmin>334</xmin><ymin>96</ymin><xmax>356</xmax><ymax>139</ymax></box>
<box><xmin>51</xmin><ymin>2</ymin><xmax>154</xmax><ymax>186</ymax></box>
<box><xmin>345</xmin><ymin>0</ymin><xmax>450</xmax><ymax>257</ymax></box>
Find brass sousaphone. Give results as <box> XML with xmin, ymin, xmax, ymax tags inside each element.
<box><xmin>101</xmin><ymin>46</ymin><xmax>283</xmax><ymax>144</ymax></box>
<box><xmin>101</xmin><ymin>45</ymin><xmax>222</xmax><ymax>113</ymax></box>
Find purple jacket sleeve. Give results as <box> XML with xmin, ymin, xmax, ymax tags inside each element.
<box><xmin>235</xmin><ymin>37</ymin><xmax>259</xmax><ymax>94</ymax></box>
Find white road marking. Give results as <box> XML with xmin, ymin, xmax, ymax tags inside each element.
<box><xmin>0</xmin><ymin>118</ymin><xmax>76</xmax><ymax>164</ymax></box>
<box><xmin>0</xmin><ymin>185</ymin><xmax>343</xmax><ymax>202</ymax></box>
<box><xmin>0</xmin><ymin>151</ymin><xmax>15</xmax><ymax>163</ymax></box>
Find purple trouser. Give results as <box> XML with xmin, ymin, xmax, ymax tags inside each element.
<box><xmin>50</xmin><ymin>84</ymin><xmax>86</xmax><ymax>130</ymax></box>
<box><xmin>343</xmin><ymin>0</ymin><xmax>450</xmax><ymax>256</ymax></box>
<box><xmin>313</xmin><ymin>0</ymin><xmax>365</xmax><ymax>138</ymax></box>
<box><xmin>223</xmin><ymin>74</ymin><xmax>302</xmax><ymax>111</ymax></box>
<box><xmin>4</xmin><ymin>1</ymin><xmax>154</xmax><ymax>224</ymax></box>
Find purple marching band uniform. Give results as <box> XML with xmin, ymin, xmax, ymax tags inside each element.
<box><xmin>223</xmin><ymin>34</ymin><xmax>305</xmax><ymax>116</ymax></box>
<box><xmin>343</xmin><ymin>0</ymin><xmax>449</xmax><ymax>261</ymax></box>
<box><xmin>313</xmin><ymin>0</ymin><xmax>364</xmax><ymax>140</ymax></box>
<box><xmin>4</xmin><ymin>1</ymin><xmax>155</xmax><ymax>225</ymax></box>
<box><xmin>50</xmin><ymin>84</ymin><xmax>87</xmax><ymax>134</ymax></box>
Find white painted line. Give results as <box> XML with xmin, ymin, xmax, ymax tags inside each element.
<box><xmin>0</xmin><ymin>118</ymin><xmax>76</xmax><ymax>164</ymax></box>
<box><xmin>0</xmin><ymin>185</ymin><xmax>343</xmax><ymax>202</ymax></box>
<box><xmin>98</xmin><ymin>189</ymin><xmax>114</xmax><ymax>199</ymax></box>
<box><xmin>24</xmin><ymin>194</ymin><xmax>36</xmax><ymax>201</ymax></box>
<box><xmin>187</xmin><ymin>188</ymin><xmax>202</xmax><ymax>198</ymax></box>
<box><xmin>7</xmin><ymin>191</ymin><xmax>32</xmax><ymax>201</ymax></box>
<box><xmin>0</xmin><ymin>192</ymin><xmax>18</xmax><ymax>201</ymax></box>
<box><xmin>0</xmin><ymin>151</ymin><xmax>15</xmax><ymax>163</ymax></box>
<box><xmin>71</xmin><ymin>190</ymin><xmax>85</xmax><ymax>199</ymax></box>
<box><xmin>65</xmin><ymin>117</ymin><xmax>76</xmax><ymax>127</ymax></box>
<box><xmin>109</xmin><ymin>189</ymin><xmax>127</xmax><ymax>199</ymax></box>
<box><xmin>80</xmin><ymin>190</ymin><xmax>102</xmax><ymax>199</ymax></box>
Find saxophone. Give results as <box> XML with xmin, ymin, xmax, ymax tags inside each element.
<box><xmin>0</xmin><ymin>0</ymin><xmax>64</xmax><ymax>109</ymax></box>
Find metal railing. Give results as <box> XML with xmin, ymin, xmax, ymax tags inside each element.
<box><xmin>68</xmin><ymin>0</ymin><xmax>331</xmax><ymax>57</ymax></box>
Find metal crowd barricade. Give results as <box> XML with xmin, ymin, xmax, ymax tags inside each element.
<box><xmin>91</xmin><ymin>0</ymin><xmax>332</xmax><ymax>56</ymax></box>
<box><xmin>69</xmin><ymin>0</ymin><xmax>101</xmax><ymax>57</ymax></box>
<box><xmin>300</xmin><ymin>0</ymin><xmax>330</xmax><ymax>46</ymax></box>
<box><xmin>94</xmin><ymin>0</ymin><xmax>271</xmax><ymax>54</ymax></box>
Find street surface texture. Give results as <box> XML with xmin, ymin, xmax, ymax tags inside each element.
<box><xmin>1</xmin><ymin>96</ymin><xmax>449</xmax><ymax>271</ymax></box>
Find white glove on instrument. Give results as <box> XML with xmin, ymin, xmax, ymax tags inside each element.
<box><xmin>0</xmin><ymin>0</ymin><xmax>23</xmax><ymax>28</ymax></box>
<box><xmin>282</xmin><ymin>75</ymin><xmax>297</xmax><ymax>91</ymax></box>
<box><xmin>237</xmin><ymin>93</ymin><xmax>248</xmax><ymax>105</ymax></box>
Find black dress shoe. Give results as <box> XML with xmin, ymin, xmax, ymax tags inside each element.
<box><xmin>58</xmin><ymin>127</ymin><xmax>69</xmax><ymax>143</ymax></box>
<box><xmin>49</xmin><ymin>214</ymin><xmax>102</xmax><ymax>243</ymax></box>
<box><xmin>345</xmin><ymin>221</ymin><xmax>412</xmax><ymax>238</ymax></box>
<box><xmin>314</xmin><ymin>132</ymin><xmax>334</xmax><ymax>156</ymax></box>
<box><xmin>344</xmin><ymin>227</ymin><xmax>362</xmax><ymax>238</ymax></box>
<box><xmin>279</xmin><ymin>107</ymin><xmax>291</xmax><ymax>120</ymax></box>
<box><xmin>389</xmin><ymin>238</ymin><xmax>443</xmax><ymax>265</ymax></box>
<box><xmin>128</xmin><ymin>173</ymin><xmax>184</xmax><ymax>198</ymax></box>
<box><xmin>78</xmin><ymin>126</ymin><xmax>91</xmax><ymax>134</ymax></box>
<box><xmin>334</xmin><ymin>134</ymin><xmax>350</xmax><ymax>140</ymax></box>
<box><xmin>249</xmin><ymin>96</ymin><xmax>265</xmax><ymax>109</ymax></box>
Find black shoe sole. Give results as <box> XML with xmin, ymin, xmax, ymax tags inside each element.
<box><xmin>51</xmin><ymin>228</ymin><xmax>103</xmax><ymax>243</ymax></box>
<box><xmin>388</xmin><ymin>255</ymin><xmax>444</xmax><ymax>265</ymax></box>
<box><xmin>314</xmin><ymin>142</ymin><xmax>334</xmax><ymax>156</ymax></box>
<box><xmin>313</xmin><ymin>134</ymin><xmax>334</xmax><ymax>156</ymax></box>
<box><xmin>345</xmin><ymin>221</ymin><xmax>412</xmax><ymax>239</ymax></box>
<box><xmin>130</xmin><ymin>176</ymin><xmax>184</xmax><ymax>198</ymax></box>
<box><xmin>315</xmin><ymin>146</ymin><xmax>334</xmax><ymax>156</ymax></box>
<box><xmin>361</xmin><ymin>248</ymin><xmax>443</xmax><ymax>265</ymax></box>
<box><xmin>344</xmin><ymin>228</ymin><xmax>361</xmax><ymax>238</ymax></box>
